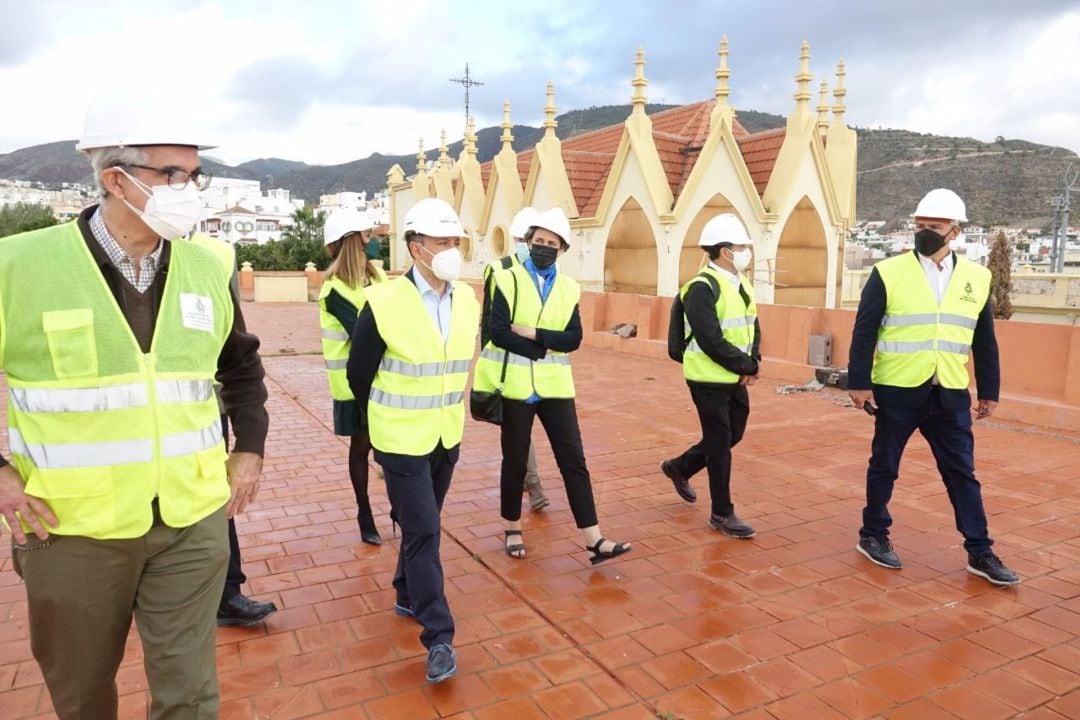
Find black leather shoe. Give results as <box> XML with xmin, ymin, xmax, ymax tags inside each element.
<box><xmin>709</xmin><ymin>513</ymin><xmax>756</xmax><ymax>539</ymax></box>
<box><xmin>661</xmin><ymin>460</ymin><xmax>697</xmax><ymax>503</ymax></box>
<box><xmin>856</xmin><ymin>536</ymin><xmax>902</xmax><ymax>569</ymax></box>
<box><xmin>426</xmin><ymin>643</ymin><xmax>457</xmax><ymax>684</ymax></box>
<box><xmin>217</xmin><ymin>594</ymin><xmax>278</xmax><ymax>627</ymax></box>
<box><xmin>967</xmin><ymin>552</ymin><xmax>1020</xmax><ymax>586</ymax></box>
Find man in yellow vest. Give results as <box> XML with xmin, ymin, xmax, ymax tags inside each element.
<box><xmin>0</xmin><ymin>85</ymin><xmax>269</xmax><ymax>717</ymax></box>
<box><xmin>346</xmin><ymin>198</ymin><xmax>479</xmax><ymax>684</ymax></box>
<box><xmin>480</xmin><ymin>206</ymin><xmax>549</xmax><ymax>512</ymax></box>
<box><xmin>848</xmin><ymin>188</ymin><xmax>1018</xmax><ymax>585</ymax></box>
<box><xmin>661</xmin><ymin>214</ymin><xmax>760</xmax><ymax>538</ymax></box>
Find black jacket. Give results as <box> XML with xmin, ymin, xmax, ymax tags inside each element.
<box><xmin>847</xmin><ymin>254</ymin><xmax>1000</xmax><ymax>409</ymax></box>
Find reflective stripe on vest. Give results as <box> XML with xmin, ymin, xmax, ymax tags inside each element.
<box><xmin>321</xmin><ymin>328</ymin><xmax>350</xmax><ymax>341</ymax></box>
<box><xmin>681</xmin><ymin>268</ymin><xmax>757</xmax><ymax>384</ymax></box>
<box><xmin>369</xmin><ymin>387</ymin><xmax>465</xmax><ymax>410</ymax></box>
<box><xmin>325</xmin><ymin>359</ymin><xmax>348</xmax><ymax>370</ymax></box>
<box><xmin>379</xmin><ymin>357</ymin><xmax>473</xmax><ymax>377</ymax></box>
<box><xmin>478</xmin><ymin>348</ymin><xmax>570</xmax><ymax>367</ymax></box>
<box><xmin>872</xmin><ymin>253</ymin><xmax>990</xmax><ymax>389</ymax></box>
<box><xmin>9</xmin><ymin>418</ymin><xmax>222</xmax><ymax>468</ymax></box>
<box><xmin>10</xmin><ymin>378</ymin><xmax>214</xmax><ymax>414</ymax></box>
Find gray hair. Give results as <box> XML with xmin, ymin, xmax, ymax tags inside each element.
<box><xmin>86</xmin><ymin>146</ymin><xmax>148</xmax><ymax>198</ymax></box>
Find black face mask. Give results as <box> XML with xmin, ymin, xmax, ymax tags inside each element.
<box><xmin>914</xmin><ymin>228</ymin><xmax>949</xmax><ymax>257</ymax></box>
<box><xmin>530</xmin><ymin>244</ymin><xmax>558</xmax><ymax>270</ymax></box>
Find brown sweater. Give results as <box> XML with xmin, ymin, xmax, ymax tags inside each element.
<box><xmin>0</xmin><ymin>206</ymin><xmax>269</xmax><ymax>466</ymax></box>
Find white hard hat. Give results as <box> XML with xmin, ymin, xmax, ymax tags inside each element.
<box><xmin>913</xmin><ymin>188</ymin><xmax>967</xmax><ymax>223</ymax></box>
<box><xmin>403</xmin><ymin>198</ymin><xmax>466</xmax><ymax>238</ymax></box>
<box><xmin>324</xmin><ymin>207</ymin><xmax>374</xmax><ymax>246</ymax></box>
<box><xmin>529</xmin><ymin>207</ymin><xmax>572</xmax><ymax>247</ymax></box>
<box><xmin>509</xmin><ymin>207</ymin><xmax>541</xmax><ymax>239</ymax></box>
<box><xmin>77</xmin><ymin>84</ymin><xmax>216</xmax><ymax>152</ymax></box>
<box><xmin>699</xmin><ymin>213</ymin><xmax>752</xmax><ymax>247</ymax></box>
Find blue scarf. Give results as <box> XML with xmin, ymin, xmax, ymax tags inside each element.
<box><xmin>524</xmin><ymin>257</ymin><xmax>557</xmax><ymax>304</ymax></box>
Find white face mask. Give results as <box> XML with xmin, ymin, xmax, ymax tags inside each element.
<box><xmin>118</xmin><ymin>168</ymin><xmax>203</xmax><ymax>239</ymax></box>
<box><xmin>729</xmin><ymin>247</ymin><xmax>753</xmax><ymax>272</ymax></box>
<box><xmin>418</xmin><ymin>244</ymin><xmax>463</xmax><ymax>282</ymax></box>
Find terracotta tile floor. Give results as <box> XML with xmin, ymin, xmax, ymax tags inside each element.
<box><xmin>2</xmin><ymin>301</ymin><xmax>1079</xmax><ymax>719</ymax></box>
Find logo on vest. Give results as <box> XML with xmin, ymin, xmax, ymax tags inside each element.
<box><xmin>958</xmin><ymin>280</ymin><xmax>979</xmax><ymax>304</ymax></box>
<box><xmin>180</xmin><ymin>293</ymin><xmax>215</xmax><ymax>332</ymax></box>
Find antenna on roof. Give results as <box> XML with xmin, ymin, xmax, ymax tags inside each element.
<box><xmin>449</xmin><ymin>63</ymin><xmax>484</xmax><ymax>127</ymax></box>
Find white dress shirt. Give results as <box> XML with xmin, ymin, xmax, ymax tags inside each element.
<box><xmin>412</xmin><ymin>267</ymin><xmax>453</xmax><ymax>344</ymax></box>
<box><xmin>918</xmin><ymin>251</ymin><xmax>954</xmax><ymax>305</ymax></box>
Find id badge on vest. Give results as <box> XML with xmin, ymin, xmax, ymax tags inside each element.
<box><xmin>180</xmin><ymin>293</ymin><xmax>214</xmax><ymax>333</ymax></box>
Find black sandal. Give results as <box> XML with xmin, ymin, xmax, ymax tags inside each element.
<box><xmin>505</xmin><ymin>529</ymin><xmax>526</xmax><ymax>559</ymax></box>
<box><xmin>586</xmin><ymin>538</ymin><xmax>632</xmax><ymax>565</ymax></box>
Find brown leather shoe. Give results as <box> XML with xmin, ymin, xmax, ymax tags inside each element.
<box><xmin>661</xmin><ymin>460</ymin><xmax>697</xmax><ymax>503</ymax></box>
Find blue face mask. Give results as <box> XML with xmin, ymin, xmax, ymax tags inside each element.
<box><xmin>515</xmin><ymin>242</ymin><xmax>530</xmax><ymax>264</ymax></box>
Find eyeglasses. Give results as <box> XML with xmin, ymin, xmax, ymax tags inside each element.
<box><xmin>121</xmin><ymin>163</ymin><xmax>213</xmax><ymax>191</ymax></box>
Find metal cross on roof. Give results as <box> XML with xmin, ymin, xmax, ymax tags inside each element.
<box><xmin>449</xmin><ymin>63</ymin><xmax>484</xmax><ymax>126</ymax></box>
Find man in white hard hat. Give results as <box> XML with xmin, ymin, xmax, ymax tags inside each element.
<box><xmin>848</xmin><ymin>188</ymin><xmax>1018</xmax><ymax>586</ymax></box>
<box><xmin>347</xmin><ymin>197</ymin><xmax>479</xmax><ymax>684</ymax></box>
<box><xmin>0</xmin><ymin>85</ymin><xmax>269</xmax><ymax>717</ymax></box>
<box><xmin>661</xmin><ymin>213</ymin><xmax>760</xmax><ymax>538</ymax></box>
<box><xmin>479</xmin><ymin>207</ymin><xmax>549</xmax><ymax>512</ymax></box>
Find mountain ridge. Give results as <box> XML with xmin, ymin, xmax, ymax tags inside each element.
<box><xmin>1</xmin><ymin>105</ymin><xmax>1074</xmax><ymax>227</ymax></box>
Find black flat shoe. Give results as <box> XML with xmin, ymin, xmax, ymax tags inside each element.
<box><xmin>585</xmin><ymin>537</ymin><xmax>632</xmax><ymax>565</ymax></box>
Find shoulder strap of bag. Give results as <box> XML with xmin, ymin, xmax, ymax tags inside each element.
<box><xmin>685</xmin><ymin>271</ymin><xmax>721</xmax><ymax>346</ymax></box>
<box><xmin>499</xmin><ymin>270</ymin><xmax>519</xmax><ymax>385</ymax></box>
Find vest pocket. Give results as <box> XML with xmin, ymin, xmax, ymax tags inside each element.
<box><xmin>42</xmin><ymin>309</ymin><xmax>98</xmax><ymax>379</ymax></box>
<box><xmin>24</xmin><ymin>465</ymin><xmax>113</xmax><ymax>499</ymax></box>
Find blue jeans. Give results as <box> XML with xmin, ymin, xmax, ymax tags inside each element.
<box><xmin>860</xmin><ymin>387</ymin><xmax>993</xmax><ymax>558</ymax></box>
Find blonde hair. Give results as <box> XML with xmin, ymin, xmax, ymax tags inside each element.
<box><xmin>325</xmin><ymin>233</ymin><xmax>379</xmax><ymax>288</ymax></box>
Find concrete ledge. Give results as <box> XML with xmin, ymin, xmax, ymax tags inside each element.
<box><xmin>583</xmin><ymin>331</ymin><xmax>1079</xmax><ymax>432</ymax></box>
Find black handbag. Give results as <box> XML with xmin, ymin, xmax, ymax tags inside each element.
<box><xmin>470</xmin><ymin>271</ymin><xmax>517</xmax><ymax>425</ymax></box>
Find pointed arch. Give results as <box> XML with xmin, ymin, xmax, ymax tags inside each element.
<box><xmin>603</xmin><ymin>197</ymin><xmax>657</xmax><ymax>295</ymax></box>
<box><xmin>775</xmin><ymin>196</ymin><xmax>828</xmax><ymax>306</ymax></box>
<box><xmin>679</xmin><ymin>194</ymin><xmax>743</xmax><ymax>287</ymax></box>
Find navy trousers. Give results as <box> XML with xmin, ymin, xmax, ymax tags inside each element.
<box><xmin>860</xmin><ymin>387</ymin><xmax>993</xmax><ymax>558</ymax></box>
<box><xmin>376</xmin><ymin>443</ymin><xmax>457</xmax><ymax>649</ymax></box>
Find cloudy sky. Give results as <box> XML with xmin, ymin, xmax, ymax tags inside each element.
<box><xmin>1</xmin><ymin>0</ymin><xmax>1077</xmax><ymax>166</ymax></box>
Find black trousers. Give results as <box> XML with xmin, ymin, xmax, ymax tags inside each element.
<box><xmin>669</xmin><ymin>382</ymin><xmax>749</xmax><ymax>517</ymax></box>
<box><xmin>220</xmin><ymin>415</ymin><xmax>246</xmax><ymax>600</ymax></box>
<box><xmin>376</xmin><ymin>443</ymin><xmax>457</xmax><ymax>649</ymax></box>
<box><xmin>500</xmin><ymin>398</ymin><xmax>598</xmax><ymax>527</ymax></box>
<box><xmin>861</xmin><ymin>386</ymin><xmax>992</xmax><ymax>558</ymax></box>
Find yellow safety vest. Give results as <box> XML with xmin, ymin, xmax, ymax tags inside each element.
<box><xmin>0</xmin><ymin>221</ymin><xmax>234</xmax><ymax>539</ymax></box>
<box><xmin>318</xmin><ymin>268</ymin><xmax>388</xmax><ymax>401</ymax></box>
<box><xmin>681</xmin><ymin>266</ymin><xmax>757</xmax><ymax>384</ymax></box>
<box><xmin>473</xmin><ymin>264</ymin><xmax>579</xmax><ymax>400</ymax></box>
<box><xmin>482</xmin><ymin>254</ymin><xmax>522</xmax><ymax>288</ymax></box>
<box><xmin>364</xmin><ymin>274</ymin><xmax>479</xmax><ymax>455</ymax></box>
<box><xmin>872</xmin><ymin>252</ymin><xmax>990</xmax><ymax>389</ymax></box>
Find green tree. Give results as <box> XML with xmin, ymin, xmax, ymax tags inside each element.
<box><xmin>0</xmin><ymin>203</ymin><xmax>59</xmax><ymax>238</ymax></box>
<box><xmin>987</xmin><ymin>230</ymin><xmax>1014</xmax><ymax>320</ymax></box>
<box><xmin>235</xmin><ymin>206</ymin><xmax>331</xmax><ymax>270</ymax></box>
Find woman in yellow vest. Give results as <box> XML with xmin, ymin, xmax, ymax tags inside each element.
<box><xmin>474</xmin><ymin>207</ymin><xmax>631</xmax><ymax>564</ymax></box>
<box><xmin>319</xmin><ymin>207</ymin><xmax>387</xmax><ymax>545</ymax></box>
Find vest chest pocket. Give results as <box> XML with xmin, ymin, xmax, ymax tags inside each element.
<box><xmin>42</xmin><ymin>309</ymin><xmax>98</xmax><ymax>379</ymax></box>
